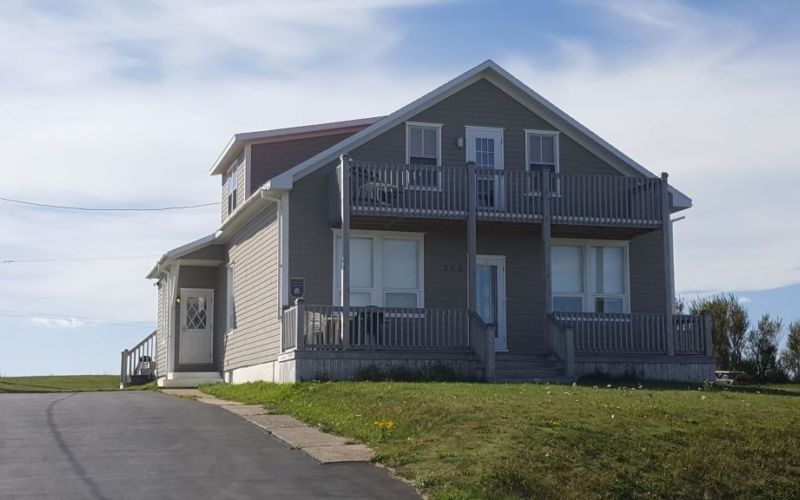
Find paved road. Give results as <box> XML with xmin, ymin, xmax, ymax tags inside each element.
<box><xmin>0</xmin><ymin>391</ymin><xmax>419</xmax><ymax>499</ymax></box>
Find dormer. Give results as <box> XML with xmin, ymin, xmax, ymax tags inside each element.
<box><xmin>211</xmin><ymin>117</ymin><xmax>382</xmax><ymax>223</ymax></box>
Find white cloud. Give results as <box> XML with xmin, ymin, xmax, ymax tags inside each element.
<box><xmin>506</xmin><ymin>0</ymin><xmax>800</xmax><ymax>294</ymax></box>
<box><xmin>31</xmin><ymin>317</ymin><xmax>86</xmax><ymax>329</ymax></box>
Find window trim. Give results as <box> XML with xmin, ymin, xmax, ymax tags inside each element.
<box><xmin>524</xmin><ymin>129</ymin><xmax>560</xmax><ymax>174</ymax></box>
<box><xmin>331</xmin><ymin>229</ymin><xmax>425</xmax><ymax>308</ymax></box>
<box><xmin>227</xmin><ymin>164</ymin><xmax>239</xmax><ymax>215</ymax></box>
<box><xmin>226</xmin><ymin>263</ymin><xmax>235</xmax><ymax>335</ymax></box>
<box><xmin>405</xmin><ymin>121</ymin><xmax>443</xmax><ymax>191</ymax></box>
<box><xmin>551</xmin><ymin>238</ymin><xmax>630</xmax><ymax>314</ymax></box>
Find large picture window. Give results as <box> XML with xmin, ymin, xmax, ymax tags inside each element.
<box><xmin>334</xmin><ymin>232</ymin><xmax>424</xmax><ymax>308</ymax></box>
<box><xmin>552</xmin><ymin>241</ymin><xmax>629</xmax><ymax>314</ymax></box>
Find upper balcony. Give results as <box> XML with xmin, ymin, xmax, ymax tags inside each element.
<box><xmin>331</xmin><ymin>160</ymin><xmax>667</xmax><ymax>229</ymax></box>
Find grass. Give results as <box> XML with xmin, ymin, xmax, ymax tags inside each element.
<box><xmin>0</xmin><ymin>375</ymin><xmax>151</xmax><ymax>393</ymax></box>
<box><xmin>201</xmin><ymin>381</ymin><xmax>800</xmax><ymax>499</ymax></box>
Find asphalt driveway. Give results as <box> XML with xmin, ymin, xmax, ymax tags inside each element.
<box><xmin>0</xmin><ymin>391</ymin><xmax>419</xmax><ymax>500</ymax></box>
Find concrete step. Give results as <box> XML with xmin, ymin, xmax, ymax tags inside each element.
<box><xmin>495</xmin><ymin>352</ymin><xmax>559</xmax><ymax>362</ymax></box>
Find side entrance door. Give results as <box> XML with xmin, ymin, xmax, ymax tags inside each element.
<box><xmin>476</xmin><ymin>255</ymin><xmax>508</xmax><ymax>352</ymax></box>
<box><xmin>465</xmin><ymin>127</ymin><xmax>504</xmax><ymax>210</ymax></box>
<box><xmin>179</xmin><ymin>288</ymin><xmax>214</xmax><ymax>365</ymax></box>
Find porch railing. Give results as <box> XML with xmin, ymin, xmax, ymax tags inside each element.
<box><xmin>547</xmin><ymin>315</ymin><xmax>575</xmax><ymax>377</ymax></box>
<box><xmin>120</xmin><ymin>330</ymin><xmax>157</xmax><ymax>388</ymax></box>
<box><xmin>553</xmin><ymin>312</ymin><xmax>712</xmax><ymax>356</ymax></box>
<box><xmin>337</xmin><ymin>161</ymin><xmax>664</xmax><ymax>227</ymax></box>
<box><xmin>283</xmin><ymin>303</ymin><xmax>473</xmax><ymax>351</ymax></box>
<box><xmin>468</xmin><ymin>312</ymin><xmax>496</xmax><ymax>381</ymax></box>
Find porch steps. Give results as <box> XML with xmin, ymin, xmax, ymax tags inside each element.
<box><xmin>494</xmin><ymin>353</ymin><xmax>570</xmax><ymax>383</ymax></box>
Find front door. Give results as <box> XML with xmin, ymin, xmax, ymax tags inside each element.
<box><xmin>466</xmin><ymin>127</ymin><xmax>504</xmax><ymax>209</ymax></box>
<box><xmin>476</xmin><ymin>255</ymin><xmax>507</xmax><ymax>351</ymax></box>
<box><xmin>179</xmin><ymin>288</ymin><xmax>214</xmax><ymax>365</ymax></box>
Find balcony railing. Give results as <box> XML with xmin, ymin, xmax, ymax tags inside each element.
<box><xmin>334</xmin><ymin>161</ymin><xmax>665</xmax><ymax>227</ymax></box>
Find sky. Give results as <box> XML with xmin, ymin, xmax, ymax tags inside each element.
<box><xmin>1</xmin><ymin>0</ymin><xmax>799</xmax><ymax>376</ymax></box>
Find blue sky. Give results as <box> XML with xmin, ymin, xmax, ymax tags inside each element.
<box><xmin>1</xmin><ymin>0</ymin><xmax>799</xmax><ymax>375</ymax></box>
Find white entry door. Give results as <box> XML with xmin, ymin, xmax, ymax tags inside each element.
<box><xmin>179</xmin><ymin>288</ymin><xmax>214</xmax><ymax>365</ymax></box>
<box><xmin>476</xmin><ymin>255</ymin><xmax>507</xmax><ymax>351</ymax></box>
<box><xmin>466</xmin><ymin>127</ymin><xmax>504</xmax><ymax>209</ymax></box>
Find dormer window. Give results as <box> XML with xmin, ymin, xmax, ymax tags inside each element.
<box><xmin>227</xmin><ymin>166</ymin><xmax>238</xmax><ymax>215</ymax></box>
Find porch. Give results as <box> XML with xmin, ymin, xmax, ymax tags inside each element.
<box><xmin>278</xmin><ymin>303</ymin><xmax>714</xmax><ymax>381</ymax></box>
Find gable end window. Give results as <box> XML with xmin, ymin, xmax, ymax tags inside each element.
<box><xmin>405</xmin><ymin>122</ymin><xmax>442</xmax><ymax>190</ymax></box>
<box><xmin>525</xmin><ymin>130</ymin><xmax>559</xmax><ymax>173</ymax></box>
<box><xmin>227</xmin><ymin>166</ymin><xmax>239</xmax><ymax>215</ymax></box>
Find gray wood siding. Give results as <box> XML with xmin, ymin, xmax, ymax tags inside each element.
<box><xmin>352</xmin><ymin>79</ymin><xmax>621</xmax><ymax>176</ymax></box>
<box><xmin>222</xmin><ymin>205</ymin><xmax>281</xmax><ymax>371</ymax></box>
<box><xmin>250</xmin><ymin>132</ymin><xmax>356</xmax><ymax>196</ymax></box>
<box><xmin>629</xmin><ymin>229</ymin><xmax>668</xmax><ymax>314</ymax></box>
<box><xmin>289</xmin><ymin>163</ymin><xmax>338</xmax><ymax>306</ymax></box>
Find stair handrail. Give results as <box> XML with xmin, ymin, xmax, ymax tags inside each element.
<box><xmin>547</xmin><ymin>314</ymin><xmax>575</xmax><ymax>378</ymax></box>
<box><xmin>468</xmin><ymin>311</ymin><xmax>495</xmax><ymax>382</ymax></box>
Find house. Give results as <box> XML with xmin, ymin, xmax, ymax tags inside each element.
<box><xmin>122</xmin><ymin>60</ymin><xmax>715</xmax><ymax>388</ymax></box>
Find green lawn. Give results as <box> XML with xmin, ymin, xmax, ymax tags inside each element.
<box><xmin>0</xmin><ymin>375</ymin><xmax>122</xmax><ymax>393</ymax></box>
<box><xmin>201</xmin><ymin>381</ymin><xmax>800</xmax><ymax>499</ymax></box>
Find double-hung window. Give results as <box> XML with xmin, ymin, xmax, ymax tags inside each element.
<box><xmin>552</xmin><ymin>241</ymin><xmax>629</xmax><ymax>314</ymax></box>
<box><xmin>333</xmin><ymin>232</ymin><xmax>424</xmax><ymax>308</ymax></box>
<box><xmin>227</xmin><ymin>166</ymin><xmax>239</xmax><ymax>215</ymax></box>
<box><xmin>406</xmin><ymin>122</ymin><xmax>441</xmax><ymax>190</ymax></box>
<box><xmin>525</xmin><ymin>130</ymin><xmax>559</xmax><ymax>173</ymax></box>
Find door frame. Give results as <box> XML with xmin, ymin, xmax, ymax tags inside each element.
<box><xmin>476</xmin><ymin>254</ymin><xmax>508</xmax><ymax>352</ymax></box>
<box><xmin>178</xmin><ymin>288</ymin><xmax>214</xmax><ymax>365</ymax></box>
<box><xmin>465</xmin><ymin>126</ymin><xmax>505</xmax><ymax>209</ymax></box>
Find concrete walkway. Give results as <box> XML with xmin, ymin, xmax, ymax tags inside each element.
<box><xmin>0</xmin><ymin>391</ymin><xmax>419</xmax><ymax>500</ymax></box>
<box><xmin>162</xmin><ymin>388</ymin><xmax>374</xmax><ymax>463</ymax></box>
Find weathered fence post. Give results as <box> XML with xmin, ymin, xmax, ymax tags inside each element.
<box><xmin>702</xmin><ymin>310</ymin><xmax>713</xmax><ymax>357</ymax></box>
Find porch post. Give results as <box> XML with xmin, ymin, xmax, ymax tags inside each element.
<box><xmin>119</xmin><ymin>349</ymin><xmax>128</xmax><ymax>389</ymax></box>
<box><xmin>340</xmin><ymin>154</ymin><xmax>351</xmax><ymax>349</ymax></box>
<box><xmin>466</xmin><ymin>161</ymin><xmax>477</xmax><ymax>313</ymax></box>
<box><xmin>702</xmin><ymin>310</ymin><xmax>713</xmax><ymax>357</ymax></box>
<box><xmin>661</xmin><ymin>172</ymin><xmax>675</xmax><ymax>356</ymax></box>
<box><xmin>542</xmin><ymin>169</ymin><xmax>553</xmax><ymax>316</ymax></box>
<box><xmin>295</xmin><ymin>297</ymin><xmax>306</xmax><ymax>351</ymax></box>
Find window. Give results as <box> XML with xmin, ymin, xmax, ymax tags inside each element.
<box><xmin>552</xmin><ymin>241</ymin><xmax>629</xmax><ymax>313</ymax></box>
<box><xmin>227</xmin><ymin>166</ymin><xmax>238</xmax><ymax>215</ymax></box>
<box><xmin>525</xmin><ymin>130</ymin><xmax>559</xmax><ymax>173</ymax></box>
<box><xmin>333</xmin><ymin>232</ymin><xmax>424</xmax><ymax>307</ymax></box>
<box><xmin>406</xmin><ymin>122</ymin><xmax>441</xmax><ymax>189</ymax></box>
<box><xmin>226</xmin><ymin>264</ymin><xmax>235</xmax><ymax>333</ymax></box>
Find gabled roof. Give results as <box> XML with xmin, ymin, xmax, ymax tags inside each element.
<box><xmin>269</xmin><ymin>60</ymin><xmax>691</xmax><ymax>209</ymax></box>
<box><xmin>210</xmin><ymin>116</ymin><xmax>384</xmax><ymax>176</ymax></box>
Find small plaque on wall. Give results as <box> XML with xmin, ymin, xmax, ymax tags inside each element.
<box><xmin>289</xmin><ymin>277</ymin><xmax>305</xmax><ymax>300</ymax></box>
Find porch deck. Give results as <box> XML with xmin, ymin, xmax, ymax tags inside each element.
<box><xmin>280</xmin><ymin>303</ymin><xmax>713</xmax><ymax>381</ymax></box>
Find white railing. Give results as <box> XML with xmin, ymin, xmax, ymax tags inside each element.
<box><xmin>120</xmin><ymin>330</ymin><xmax>157</xmax><ymax>388</ymax></box>
<box><xmin>341</xmin><ymin>161</ymin><xmax>665</xmax><ymax>227</ymax></box>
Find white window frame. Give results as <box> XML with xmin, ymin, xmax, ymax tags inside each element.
<box><xmin>405</xmin><ymin>121</ymin><xmax>443</xmax><ymax>191</ymax></box>
<box><xmin>332</xmin><ymin>229</ymin><xmax>425</xmax><ymax>308</ymax></box>
<box><xmin>227</xmin><ymin>164</ymin><xmax>239</xmax><ymax>215</ymax></box>
<box><xmin>551</xmin><ymin>238</ymin><xmax>630</xmax><ymax>314</ymax></box>
<box><xmin>226</xmin><ymin>263</ymin><xmax>235</xmax><ymax>334</ymax></box>
<box><xmin>525</xmin><ymin>129</ymin><xmax>560</xmax><ymax>174</ymax></box>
